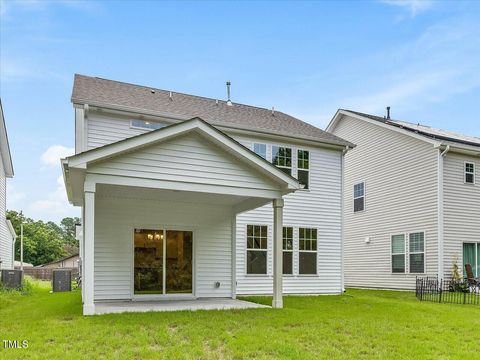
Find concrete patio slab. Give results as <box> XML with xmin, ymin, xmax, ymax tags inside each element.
<box><xmin>93</xmin><ymin>298</ymin><xmax>269</xmax><ymax>315</ymax></box>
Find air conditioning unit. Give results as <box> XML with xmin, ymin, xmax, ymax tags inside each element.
<box><xmin>1</xmin><ymin>269</ymin><xmax>23</xmax><ymax>289</ymax></box>
<box><xmin>52</xmin><ymin>269</ymin><xmax>72</xmax><ymax>292</ymax></box>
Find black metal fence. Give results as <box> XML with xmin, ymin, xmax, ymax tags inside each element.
<box><xmin>416</xmin><ymin>277</ymin><xmax>479</xmax><ymax>305</ymax></box>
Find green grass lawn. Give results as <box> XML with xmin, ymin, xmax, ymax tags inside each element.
<box><xmin>1</xmin><ymin>279</ymin><xmax>479</xmax><ymax>359</ymax></box>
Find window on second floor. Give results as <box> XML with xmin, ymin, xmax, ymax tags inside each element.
<box><xmin>465</xmin><ymin>162</ymin><xmax>475</xmax><ymax>184</ymax></box>
<box><xmin>297</xmin><ymin>150</ymin><xmax>309</xmax><ymax>189</ymax></box>
<box><xmin>253</xmin><ymin>143</ymin><xmax>267</xmax><ymax>159</ymax></box>
<box><xmin>272</xmin><ymin>146</ymin><xmax>292</xmax><ymax>176</ymax></box>
<box><xmin>353</xmin><ymin>182</ymin><xmax>365</xmax><ymax>212</ymax></box>
<box><xmin>131</xmin><ymin>119</ymin><xmax>165</xmax><ymax>130</ymax></box>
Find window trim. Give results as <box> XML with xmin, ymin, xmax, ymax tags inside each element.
<box><xmin>130</xmin><ymin>119</ymin><xmax>165</xmax><ymax>130</ymax></box>
<box><xmin>298</xmin><ymin>227</ymin><xmax>318</xmax><ymax>275</ymax></box>
<box><xmin>464</xmin><ymin>161</ymin><xmax>475</xmax><ymax>185</ymax></box>
<box><xmin>297</xmin><ymin>149</ymin><xmax>310</xmax><ymax>190</ymax></box>
<box><xmin>272</xmin><ymin>145</ymin><xmax>292</xmax><ymax>175</ymax></box>
<box><xmin>283</xmin><ymin>226</ymin><xmax>294</xmax><ymax>275</ymax></box>
<box><xmin>252</xmin><ymin>143</ymin><xmax>267</xmax><ymax>160</ymax></box>
<box><xmin>353</xmin><ymin>181</ymin><xmax>366</xmax><ymax>213</ymax></box>
<box><xmin>245</xmin><ymin>224</ymin><xmax>269</xmax><ymax>276</ymax></box>
<box><xmin>408</xmin><ymin>231</ymin><xmax>426</xmax><ymax>274</ymax></box>
<box><xmin>390</xmin><ymin>234</ymin><xmax>406</xmax><ymax>274</ymax></box>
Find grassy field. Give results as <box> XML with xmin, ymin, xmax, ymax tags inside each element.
<box><xmin>0</xmin><ymin>279</ymin><xmax>479</xmax><ymax>359</ymax></box>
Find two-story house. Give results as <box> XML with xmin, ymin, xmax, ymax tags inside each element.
<box><xmin>62</xmin><ymin>75</ymin><xmax>353</xmax><ymax>315</ymax></box>
<box><xmin>327</xmin><ymin>109</ymin><xmax>480</xmax><ymax>290</ymax></box>
<box><xmin>0</xmin><ymin>100</ymin><xmax>16</xmax><ymax>270</ymax></box>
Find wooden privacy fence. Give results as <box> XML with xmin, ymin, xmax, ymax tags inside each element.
<box><xmin>22</xmin><ymin>267</ymin><xmax>79</xmax><ymax>281</ymax></box>
<box><xmin>416</xmin><ymin>277</ymin><xmax>480</xmax><ymax>306</ymax></box>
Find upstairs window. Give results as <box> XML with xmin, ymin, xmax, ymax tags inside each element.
<box><xmin>353</xmin><ymin>182</ymin><xmax>365</xmax><ymax>212</ymax></box>
<box><xmin>391</xmin><ymin>234</ymin><xmax>406</xmax><ymax>273</ymax></box>
<box><xmin>465</xmin><ymin>162</ymin><xmax>475</xmax><ymax>184</ymax></box>
<box><xmin>283</xmin><ymin>227</ymin><xmax>293</xmax><ymax>275</ymax></box>
<box><xmin>272</xmin><ymin>146</ymin><xmax>292</xmax><ymax>175</ymax></box>
<box><xmin>131</xmin><ymin>119</ymin><xmax>165</xmax><ymax>130</ymax></box>
<box><xmin>409</xmin><ymin>232</ymin><xmax>425</xmax><ymax>273</ymax></box>
<box><xmin>297</xmin><ymin>150</ymin><xmax>309</xmax><ymax>189</ymax></box>
<box><xmin>253</xmin><ymin>143</ymin><xmax>267</xmax><ymax>159</ymax></box>
<box><xmin>246</xmin><ymin>225</ymin><xmax>268</xmax><ymax>274</ymax></box>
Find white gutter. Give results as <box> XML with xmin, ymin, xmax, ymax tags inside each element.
<box><xmin>437</xmin><ymin>144</ymin><xmax>450</xmax><ymax>279</ymax></box>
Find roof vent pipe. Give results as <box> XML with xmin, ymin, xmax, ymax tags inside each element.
<box><xmin>386</xmin><ymin>106</ymin><xmax>391</xmax><ymax>120</ymax></box>
<box><xmin>169</xmin><ymin>91</ymin><xmax>173</xmax><ymax>101</ymax></box>
<box><xmin>226</xmin><ymin>81</ymin><xmax>233</xmax><ymax>106</ymax></box>
<box><xmin>272</xmin><ymin>106</ymin><xmax>275</xmax><ymax>116</ymax></box>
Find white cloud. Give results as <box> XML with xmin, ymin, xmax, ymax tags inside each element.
<box><xmin>380</xmin><ymin>0</ymin><xmax>434</xmax><ymax>17</ymax></box>
<box><xmin>28</xmin><ymin>175</ymin><xmax>78</xmax><ymax>221</ymax></box>
<box><xmin>41</xmin><ymin>145</ymin><xmax>74</xmax><ymax>167</ymax></box>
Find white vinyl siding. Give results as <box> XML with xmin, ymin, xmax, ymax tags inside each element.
<box><xmin>331</xmin><ymin>115</ymin><xmax>439</xmax><ymax>290</ymax></box>
<box><xmin>236</xmin><ymin>141</ymin><xmax>343</xmax><ymax>295</ymax></box>
<box><xmin>0</xmin><ymin>158</ymin><xmax>13</xmax><ymax>270</ymax></box>
<box><xmin>443</xmin><ymin>153</ymin><xmax>480</xmax><ymax>279</ymax></box>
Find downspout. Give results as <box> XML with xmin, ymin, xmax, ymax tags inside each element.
<box><xmin>341</xmin><ymin>145</ymin><xmax>349</xmax><ymax>292</ymax></box>
<box><xmin>437</xmin><ymin>145</ymin><xmax>450</xmax><ymax>280</ymax></box>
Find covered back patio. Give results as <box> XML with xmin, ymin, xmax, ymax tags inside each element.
<box><xmin>63</xmin><ymin>118</ymin><xmax>301</xmax><ymax>315</ymax></box>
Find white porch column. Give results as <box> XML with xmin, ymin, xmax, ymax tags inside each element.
<box><xmin>83</xmin><ymin>182</ymin><xmax>96</xmax><ymax>315</ymax></box>
<box><xmin>272</xmin><ymin>198</ymin><xmax>284</xmax><ymax>308</ymax></box>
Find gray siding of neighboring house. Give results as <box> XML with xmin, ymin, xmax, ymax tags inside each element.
<box><xmin>331</xmin><ymin>115</ymin><xmax>439</xmax><ymax>290</ymax></box>
<box><xmin>443</xmin><ymin>152</ymin><xmax>480</xmax><ymax>278</ymax></box>
<box><xmin>0</xmin><ymin>158</ymin><xmax>13</xmax><ymax>270</ymax></box>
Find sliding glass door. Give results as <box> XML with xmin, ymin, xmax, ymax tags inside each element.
<box><xmin>463</xmin><ymin>242</ymin><xmax>479</xmax><ymax>277</ymax></box>
<box><xmin>134</xmin><ymin>229</ymin><xmax>193</xmax><ymax>295</ymax></box>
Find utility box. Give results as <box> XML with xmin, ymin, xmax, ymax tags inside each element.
<box><xmin>52</xmin><ymin>269</ymin><xmax>72</xmax><ymax>292</ymax></box>
<box><xmin>1</xmin><ymin>269</ymin><xmax>23</xmax><ymax>289</ymax></box>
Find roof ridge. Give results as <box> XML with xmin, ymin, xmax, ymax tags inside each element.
<box><xmin>75</xmin><ymin>74</ymin><xmax>292</xmax><ymax>117</ymax></box>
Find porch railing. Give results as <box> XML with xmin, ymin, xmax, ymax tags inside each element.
<box><xmin>416</xmin><ymin>277</ymin><xmax>479</xmax><ymax>306</ymax></box>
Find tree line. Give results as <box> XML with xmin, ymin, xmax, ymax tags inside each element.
<box><xmin>7</xmin><ymin>210</ymin><xmax>80</xmax><ymax>266</ymax></box>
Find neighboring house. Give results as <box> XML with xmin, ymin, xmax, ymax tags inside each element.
<box><xmin>62</xmin><ymin>74</ymin><xmax>353</xmax><ymax>315</ymax></box>
<box><xmin>327</xmin><ymin>109</ymin><xmax>480</xmax><ymax>290</ymax></box>
<box><xmin>0</xmin><ymin>100</ymin><xmax>15</xmax><ymax>270</ymax></box>
<box><xmin>14</xmin><ymin>261</ymin><xmax>33</xmax><ymax>269</ymax></box>
<box><xmin>40</xmin><ymin>254</ymin><xmax>79</xmax><ymax>269</ymax></box>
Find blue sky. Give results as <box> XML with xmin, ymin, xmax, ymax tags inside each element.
<box><xmin>1</xmin><ymin>0</ymin><xmax>479</xmax><ymax>222</ymax></box>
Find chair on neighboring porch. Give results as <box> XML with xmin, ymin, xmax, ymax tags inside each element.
<box><xmin>464</xmin><ymin>264</ymin><xmax>479</xmax><ymax>294</ymax></box>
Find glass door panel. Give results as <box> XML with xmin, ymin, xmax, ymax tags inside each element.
<box><xmin>166</xmin><ymin>230</ymin><xmax>193</xmax><ymax>294</ymax></box>
<box><xmin>134</xmin><ymin>229</ymin><xmax>164</xmax><ymax>294</ymax></box>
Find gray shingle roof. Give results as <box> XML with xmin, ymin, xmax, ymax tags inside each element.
<box><xmin>72</xmin><ymin>74</ymin><xmax>353</xmax><ymax>147</ymax></box>
<box><xmin>342</xmin><ymin>109</ymin><xmax>480</xmax><ymax>148</ymax></box>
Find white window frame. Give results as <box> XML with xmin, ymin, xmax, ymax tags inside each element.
<box><xmin>390</xmin><ymin>234</ymin><xmax>406</xmax><ymax>274</ymax></box>
<box><xmin>283</xmin><ymin>226</ymin><xmax>294</xmax><ymax>276</ymax></box>
<box><xmin>464</xmin><ymin>161</ymin><xmax>475</xmax><ymax>184</ymax></box>
<box><xmin>353</xmin><ymin>181</ymin><xmax>366</xmax><ymax>213</ymax></box>
<box><xmin>298</xmin><ymin>227</ymin><xmax>318</xmax><ymax>276</ymax></box>
<box><xmin>245</xmin><ymin>224</ymin><xmax>268</xmax><ymax>276</ymax></box>
<box><xmin>272</xmin><ymin>145</ymin><xmax>292</xmax><ymax>175</ymax></box>
<box><xmin>252</xmin><ymin>143</ymin><xmax>267</xmax><ymax>160</ymax></box>
<box><xmin>297</xmin><ymin>149</ymin><xmax>310</xmax><ymax>190</ymax></box>
<box><xmin>130</xmin><ymin>119</ymin><xmax>165</xmax><ymax>130</ymax></box>
<box><xmin>408</xmin><ymin>231</ymin><xmax>426</xmax><ymax>274</ymax></box>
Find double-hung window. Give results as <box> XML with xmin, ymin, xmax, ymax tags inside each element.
<box><xmin>465</xmin><ymin>162</ymin><xmax>475</xmax><ymax>184</ymax></box>
<box><xmin>409</xmin><ymin>232</ymin><xmax>425</xmax><ymax>273</ymax></box>
<box><xmin>283</xmin><ymin>227</ymin><xmax>293</xmax><ymax>274</ymax></box>
<box><xmin>297</xmin><ymin>150</ymin><xmax>309</xmax><ymax>189</ymax></box>
<box><xmin>246</xmin><ymin>225</ymin><xmax>268</xmax><ymax>274</ymax></box>
<box><xmin>391</xmin><ymin>234</ymin><xmax>406</xmax><ymax>273</ymax></box>
<box><xmin>353</xmin><ymin>182</ymin><xmax>365</xmax><ymax>212</ymax></box>
<box><xmin>253</xmin><ymin>143</ymin><xmax>267</xmax><ymax>160</ymax></box>
<box><xmin>272</xmin><ymin>146</ymin><xmax>292</xmax><ymax>175</ymax></box>
<box><xmin>299</xmin><ymin>228</ymin><xmax>317</xmax><ymax>274</ymax></box>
